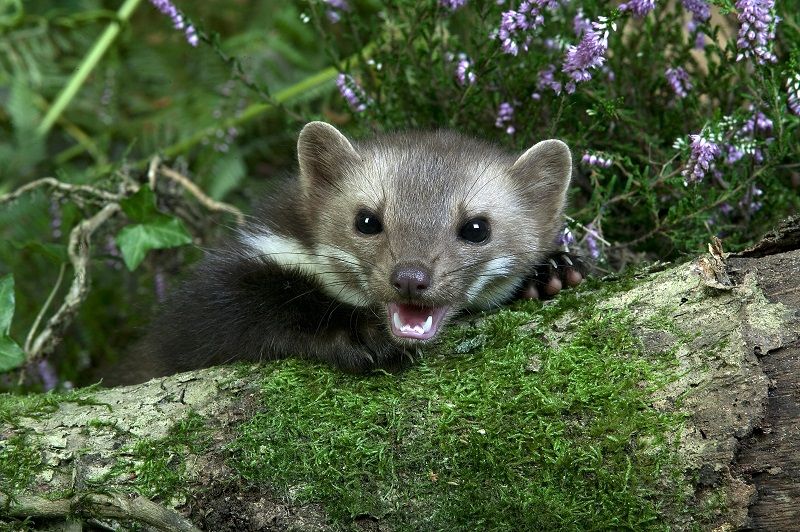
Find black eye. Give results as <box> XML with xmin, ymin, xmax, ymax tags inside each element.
<box><xmin>459</xmin><ymin>218</ymin><xmax>490</xmax><ymax>243</ymax></box>
<box><xmin>355</xmin><ymin>210</ymin><xmax>383</xmax><ymax>235</ymax></box>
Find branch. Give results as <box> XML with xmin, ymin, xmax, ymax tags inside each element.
<box><xmin>0</xmin><ymin>492</ymin><xmax>201</xmax><ymax>532</ymax></box>
<box><xmin>26</xmin><ymin>202</ymin><xmax>121</xmax><ymax>361</ymax></box>
<box><xmin>0</xmin><ymin>177</ymin><xmax>122</xmax><ymax>205</ymax></box>
<box><xmin>157</xmin><ymin>165</ymin><xmax>245</xmax><ymax>225</ymax></box>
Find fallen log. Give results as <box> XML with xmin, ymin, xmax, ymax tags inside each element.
<box><xmin>1</xmin><ymin>219</ymin><xmax>798</xmax><ymax>531</ymax></box>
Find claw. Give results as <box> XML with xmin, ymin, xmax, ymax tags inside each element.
<box><xmin>562</xmin><ymin>254</ymin><xmax>574</xmax><ymax>266</ymax></box>
<box><xmin>548</xmin><ymin>258</ymin><xmax>559</xmax><ymax>269</ymax></box>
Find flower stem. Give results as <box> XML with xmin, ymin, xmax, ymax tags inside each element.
<box><xmin>36</xmin><ymin>0</ymin><xmax>144</xmax><ymax>136</ymax></box>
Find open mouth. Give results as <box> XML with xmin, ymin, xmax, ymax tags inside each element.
<box><xmin>387</xmin><ymin>303</ymin><xmax>449</xmax><ymax>340</ymax></box>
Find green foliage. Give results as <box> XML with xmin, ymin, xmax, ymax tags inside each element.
<box><xmin>115</xmin><ymin>185</ymin><xmax>192</xmax><ymax>270</ymax></box>
<box><xmin>228</xmin><ymin>288</ymin><xmax>689</xmax><ymax>529</ymax></box>
<box><xmin>0</xmin><ymin>274</ymin><xmax>24</xmax><ymax>372</ymax></box>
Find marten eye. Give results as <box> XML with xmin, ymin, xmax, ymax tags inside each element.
<box><xmin>355</xmin><ymin>210</ymin><xmax>383</xmax><ymax>235</ymax></box>
<box><xmin>459</xmin><ymin>218</ymin><xmax>490</xmax><ymax>243</ymax></box>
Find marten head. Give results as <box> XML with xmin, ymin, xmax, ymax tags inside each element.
<box><xmin>246</xmin><ymin>121</ymin><xmax>572</xmax><ymax>344</ymax></box>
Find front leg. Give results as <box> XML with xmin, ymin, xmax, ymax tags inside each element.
<box><xmin>518</xmin><ymin>251</ymin><xmax>587</xmax><ymax>300</ymax></box>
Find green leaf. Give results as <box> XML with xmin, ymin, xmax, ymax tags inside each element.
<box><xmin>119</xmin><ymin>185</ymin><xmax>159</xmax><ymax>223</ymax></box>
<box><xmin>115</xmin><ymin>218</ymin><xmax>193</xmax><ymax>271</ymax></box>
<box><xmin>208</xmin><ymin>152</ymin><xmax>246</xmax><ymax>200</ymax></box>
<box><xmin>0</xmin><ymin>273</ymin><xmax>15</xmax><ymax>334</ymax></box>
<box><xmin>0</xmin><ymin>335</ymin><xmax>24</xmax><ymax>373</ymax></box>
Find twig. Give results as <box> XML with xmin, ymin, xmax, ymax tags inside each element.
<box><xmin>158</xmin><ymin>166</ymin><xmax>245</xmax><ymax>225</ymax></box>
<box><xmin>0</xmin><ymin>177</ymin><xmax>122</xmax><ymax>205</ymax></box>
<box><xmin>0</xmin><ymin>492</ymin><xmax>201</xmax><ymax>532</ymax></box>
<box><xmin>24</xmin><ymin>262</ymin><xmax>67</xmax><ymax>353</ymax></box>
<box><xmin>27</xmin><ymin>203</ymin><xmax>121</xmax><ymax>361</ymax></box>
<box><xmin>564</xmin><ymin>214</ymin><xmax>612</xmax><ymax>246</ymax></box>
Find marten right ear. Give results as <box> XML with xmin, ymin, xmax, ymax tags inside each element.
<box><xmin>297</xmin><ymin>121</ymin><xmax>361</xmax><ymax>192</ymax></box>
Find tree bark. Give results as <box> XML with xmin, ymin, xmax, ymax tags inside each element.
<box><xmin>1</xmin><ymin>218</ymin><xmax>799</xmax><ymax>531</ymax></box>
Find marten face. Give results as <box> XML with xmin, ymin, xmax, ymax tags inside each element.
<box><xmin>243</xmin><ymin>122</ymin><xmax>572</xmax><ymax>345</ymax></box>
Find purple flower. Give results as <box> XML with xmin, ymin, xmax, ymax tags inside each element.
<box><xmin>495</xmin><ymin>102</ymin><xmax>515</xmax><ymax>135</ymax></box>
<box><xmin>585</xmin><ymin>223</ymin><xmax>602</xmax><ymax>258</ymax></box>
<box><xmin>682</xmin><ymin>0</ymin><xmax>710</xmax><ymax>21</ymax></box>
<box><xmin>734</xmin><ymin>0</ymin><xmax>778</xmax><ymax>64</ymax></box>
<box><xmin>336</xmin><ymin>73</ymin><xmax>370</xmax><ymax>112</ymax></box>
<box><xmin>325</xmin><ymin>0</ymin><xmax>350</xmax><ymax>23</ymax></box>
<box><xmin>149</xmin><ymin>0</ymin><xmax>199</xmax><ymax>46</ymax></box>
<box><xmin>724</xmin><ymin>144</ymin><xmax>745</xmax><ymax>165</ymax></box>
<box><xmin>537</xmin><ymin>64</ymin><xmax>562</xmax><ymax>94</ymax></box>
<box><xmin>558</xmin><ymin>227</ymin><xmax>575</xmax><ymax>247</ymax></box>
<box><xmin>562</xmin><ymin>18</ymin><xmax>613</xmax><ymax>93</ymax></box>
<box><xmin>454</xmin><ymin>53</ymin><xmax>476</xmax><ymax>86</ymax></box>
<box><xmin>573</xmin><ymin>9</ymin><xmax>592</xmax><ymax>37</ymax></box>
<box><xmin>37</xmin><ymin>359</ymin><xmax>59</xmax><ymax>392</ymax></box>
<box><xmin>682</xmin><ymin>134</ymin><xmax>720</xmax><ymax>184</ymax></box>
<box><xmin>496</xmin><ymin>1</ymin><xmax>560</xmax><ymax>55</ymax></box>
<box><xmin>620</xmin><ymin>0</ymin><xmax>656</xmax><ymax>18</ymax></box>
<box><xmin>740</xmin><ymin>184</ymin><xmax>764</xmax><ymax>214</ymax></box>
<box><xmin>581</xmin><ymin>152</ymin><xmax>613</xmax><ymax>168</ymax></box>
<box><xmin>440</xmin><ymin>0</ymin><xmax>467</xmax><ymax>9</ymax></box>
<box><xmin>788</xmin><ymin>73</ymin><xmax>800</xmax><ymax>116</ymax></box>
<box><xmin>687</xmin><ymin>20</ymin><xmax>706</xmax><ymax>49</ymax></box>
<box><xmin>739</xmin><ymin>107</ymin><xmax>773</xmax><ymax>137</ymax></box>
<box><xmin>665</xmin><ymin>66</ymin><xmax>692</xmax><ymax>99</ymax></box>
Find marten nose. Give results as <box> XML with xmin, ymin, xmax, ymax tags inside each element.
<box><xmin>391</xmin><ymin>265</ymin><xmax>431</xmax><ymax>297</ymax></box>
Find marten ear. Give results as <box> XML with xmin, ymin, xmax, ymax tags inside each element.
<box><xmin>509</xmin><ymin>139</ymin><xmax>572</xmax><ymax>223</ymax></box>
<box><xmin>297</xmin><ymin>121</ymin><xmax>360</xmax><ymax>191</ymax></box>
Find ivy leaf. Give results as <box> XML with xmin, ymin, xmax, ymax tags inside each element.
<box><xmin>0</xmin><ymin>273</ymin><xmax>16</xmax><ymax>334</ymax></box>
<box><xmin>0</xmin><ymin>335</ymin><xmax>24</xmax><ymax>373</ymax></box>
<box><xmin>0</xmin><ymin>274</ymin><xmax>24</xmax><ymax>373</ymax></box>
<box><xmin>119</xmin><ymin>185</ymin><xmax>159</xmax><ymax>224</ymax></box>
<box><xmin>115</xmin><ymin>218</ymin><xmax>193</xmax><ymax>271</ymax></box>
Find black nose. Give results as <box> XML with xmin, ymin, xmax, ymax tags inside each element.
<box><xmin>391</xmin><ymin>265</ymin><xmax>431</xmax><ymax>297</ymax></box>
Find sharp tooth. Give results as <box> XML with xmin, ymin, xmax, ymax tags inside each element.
<box><xmin>413</xmin><ymin>326</ymin><xmax>423</xmax><ymax>334</ymax></box>
<box><xmin>401</xmin><ymin>325</ymin><xmax>412</xmax><ymax>333</ymax></box>
<box><xmin>423</xmin><ymin>316</ymin><xmax>433</xmax><ymax>333</ymax></box>
<box><xmin>393</xmin><ymin>312</ymin><xmax>402</xmax><ymax>330</ymax></box>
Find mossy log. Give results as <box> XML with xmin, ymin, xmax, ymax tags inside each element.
<box><xmin>1</xmin><ymin>219</ymin><xmax>799</xmax><ymax>531</ymax></box>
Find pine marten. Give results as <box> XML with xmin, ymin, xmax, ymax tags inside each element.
<box><xmin>115</xmin><ymin>122</ymin><xmax>583</xmax><ymax>384</ymax></box>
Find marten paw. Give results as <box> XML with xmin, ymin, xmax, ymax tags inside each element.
<box><xmin>518</xmin><ymin>252</ymin><xmax>586</xmax><ymax>300</ymax></box>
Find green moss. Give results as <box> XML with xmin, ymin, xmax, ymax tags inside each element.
<box><xmin>228</xmin><ymin>283</ymin><xmax>690</xmax><ymax>530</ymax></box>
<box><xmin>126</xmin><ymin>411</ymin><xmax>210</xmax><ymax>501</ymax></box>
<box><xmin>0</xmin><ymin>434</ymin><xmax>44</xmax><ymax>497</ymax></box>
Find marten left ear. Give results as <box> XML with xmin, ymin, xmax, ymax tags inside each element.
<box><xmin>297</xmin><ymin>121</ymin><xmax>361</xmax><ymax>192</ymax></box>
<box><xmin>509</xmin><ymin>139</ymin><xmax>572</xmax><ymax>222</ymax></box>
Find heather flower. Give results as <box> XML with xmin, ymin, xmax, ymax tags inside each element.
<box><xmin>149</xmin><ymin>0</ymin><xmax>199</xmax><ymax>46</ymax></box>
<box><xmin>585</xmin><ymin>223</ymin><xmax>601</xmax><ymax>258</ymax></box>
<box><xmin>496</xmin><ymin>0</ymin><xmax>560</xmax><ymax>55</ymax></box>
<box><xmin>537</xmin><ymin>64</ymin><xmax>562</xmax><ymax>94</ymax></box>
<box><xmin>738</xmin><ymin>107</ymin><xmax>773</xmax><ymax>137</ymax></box>
<box><xmin>740</xmin><ymin>184</ymin><xmax>764</xmax><ymax>213</ymax></box>
<box><xmin>562</xmin><ymin>17</ymin><xmax>614</xmax><ymax>93</ymax></box>
<box><xmin>787</xmin><ymin>73</ymin><xmax>800</xmax><ymax>116</ymax></box>
<box><xmin>573</xmin><ymin>9</ymin><xmax>592</xmax><ymax>37</ymax></box>
<box><xmin>440</xmin><ymin>0</ymin><xmax>467</xmax><ymax>9</ymax></box>
<box><xmin>734</xmin><ymin>0</ymin><xmax>777</xmax><ymax>64</ymax></box>
<box><xmin>37</xmin><ymin>359</ymin><xmax>59</xmax><ymax>392</ymax></box>
<box><xmin>558</xmin><ymin>226</ymin><xmax>575</xmax><ymax>247</ymax></box>
<box><xmin>620</xmin><ymin>0</ymin><xmax>656</xmax><ymax>18</ymax></box>
<box><xmin>682</xmin><ymin>134</ymin><xmax>720</xmax><ymax>184</ymax></box>
<box><xmin>453</xmin><ymin>53</ymin><xmax>476</xmax><ymax>86</ymax></box>
<box><xmin>495</xmin><ymin>102</ymin><xmax>515</xmax><ymax>135</ymax></box>
<box><xmin>665</xmin><ymin>67</ymin><xmax>692</xmax><ymax>99</ymax></box>
<box><xmin>581</xmin><ymin>152</ymin><xmax>613</xmax><ymax>168</ymax></box>
<box><xmin>682</xmin><ymin>0</ymin><xmax>710</xmax><ymax>21</ymax></box>
<box><xmin>336</xmin><ymin>73</ymin><xmax>370</xmax><ymax>112</ymax></box>
<box><xmin>324</xmin><ymin>0</ymin><xmax>349</xmax><ymax>23</ymax></box>
<box><xmin>687</xmin><ymin>20</ymin><xmax>706</xmax><ymax>49</ymax></box>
